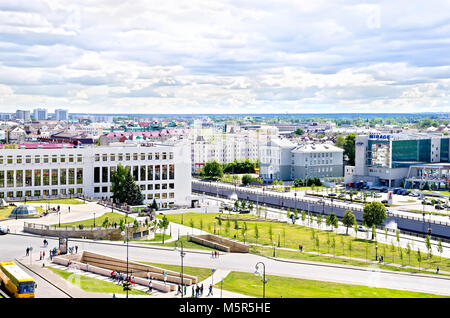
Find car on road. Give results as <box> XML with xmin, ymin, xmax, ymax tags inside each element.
<box><xmin>357</xmin><ymin>225</ymin><xmax>367</xmax><ymax>232</ymax></box>
<box><xmin>0</xmin><ymin>226</ymin><xmax>9</xmax><ymax>235</ymax></box>
<box><xmin>355</xmin><ymin>196</ymin><xmax>362</xmax><ymax>200</ymax></box>
<box><xmin>381</xmin><ymin>199</ymin><xmax>388</xmax><ymax>204</ymax></box>
<box><xmin>328</xmin><ymin>193</ymin><xmax>337</xmax><ymax>197</ymax></box>
<box><xmin>380</xmin><ymin>188</ymin><xmax>388</xmax><ymax>193</ymax></box>
<box><xmin>435</xmin><ymin>205</ymin><xmax>444</xmax><ymax>210</ymax></box>
<box><xmin>338</xmin><ymin>193</ymin><xmax>346</xmax><ymax>198</ymax></box>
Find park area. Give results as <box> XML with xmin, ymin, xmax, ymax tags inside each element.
<box><xmin>158</xmin><ymin>212</ymin><xmax>450</xmax><ymax>274</ymax></box>
<box><xmin>54</xmin><ymin>212</ymin><xmax>135</xmax><ymax>228</ymax></box>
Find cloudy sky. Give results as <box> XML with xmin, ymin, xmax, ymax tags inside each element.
<box><xmin>0</xmin><ymin>0</ymin><xmax>449</xmax><ymax>114</ymax></box>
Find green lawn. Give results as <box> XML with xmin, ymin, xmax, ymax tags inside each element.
<box><xmin>159</xmin><ymin>213</ymin><xmax>450</xmax><ymax>272</ymax></box>
<box><xmin>17</xmin><ymin>198</ymin><xmax>86</xmax><ymax>205</ymax></box>
<box><xmin>54</xmin><ymin>211</ymin><xmax>135</xmax><ymax>228</ymax></box>
<box><xmin>217</xmin><ymin>271</ymin><xmax>447</xmax><ymax>298</ymax></box>
<box><xmin>138</xmin><ymin>262</ymin><xmax>213</xmax><ymax>282</ymax></box>
<box><xmin>141</xmin><ymin>235</ymin><xmax>216</xmax><ymax>251</ymax></box>
<box><xmin>48</xmin><ymin>267</ymin><xmax>149</xmax><ymax>295</ymax></box>
<box><xmin>132</xmin><ymin>233</ymin><xmax>172</xmax><ymax>242</ymax></box>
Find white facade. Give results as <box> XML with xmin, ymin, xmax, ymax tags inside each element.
<box><xmin>33</xmin><ymin>108</ymin><xmax>48</xmax><ymax>121</ymax></box>
<box><xmin>0</xmin><ymin>143</ymin><xmax>192</xmax><ymax>208</ymax></box>
<box><xmin>55</xmin><ymin>109</ymin><xmax>68</xmax><ymax>121</ymax></box>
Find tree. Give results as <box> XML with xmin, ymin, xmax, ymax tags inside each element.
<box><xmin>158</xmin><ymin>216</ymin><xmax>170</xmax><ymax>244</ymax></box>
<box><xmin>248</xmin><ymin>201</ymin><xmax>254</xmax><ymax>212</ymax></box>
<box><xmin>234</xmin><ymin>200</ymin><xmax>240</xmax><ymax>211</ymax></box>
<box><xmin>417</xmin><ymin>248</ymin><xmax>422</xmax><ymax>271</ymax></box>
<box><xmin>225</xmin><ymin>218</ymin><xmax>231</xmax><ymax>235</ymax></box>
<box><xmin>242</xmin><ymin>174</ymin><xmax>253</xmax><ymax>186</ymax></box>
<box><xmin>372</xmin><ymin>224</ymin><xmax>377</xmax><ymax>241</ymax></box>
<box><xmin>342</xmin><ymin>210</ymin><xmax>356</xmax><ymax>235</ymax></box>
<box><xmin>286</xmin><ymin>207</ymin><xmax>290</xmax><ymax>220</ymax></box>
<box><xmin>316</xmin><ymin>214</ymin><xmax>323</xmax><ymax>229</ymax></box>
<box><xmin>362</xmin><ymin>202</ymin><xmax>387</xmax><ymax>239</ymax></box>
<box><xmin>315</xmin><ymin>236</ymin><xmax>320</xmax><ymax>253</ymax></box>
<box><xmin>202</xmin><ymin>160</ymin><xmax>224</xmax><ymax>178</ymax></box>
<box><xmin>335</xmin><ymin>134</ymin><xmax>345</xmax><ymax>148</ymax></box>
<box><xmin>343</xmin><ymin>133</ymin><xmax>356</xmax><ymax>166</ymax></box>
<box><xmin>294</xmin><ymin>127</ymin><xmax>304</xmax><ymax>136</ymax></box>
<box><xmin>294</xmin><ymin>208</ymin><xmax>298</xmax><ymax>220</ymax></box>
<box><xmin>240</xmin><ymin>200</ymin><xmax>247</xmax><ymax>210</ymax></box>
<box><xmin>189</xmin><ymin>219</ymin><xmax>195</xmax><ymax>236</ymax></box>
<box><xmin>234</xmin><ymin>218</ymin><xmax>239</xmax><ymax>230</ymax></box>
<box><xmin>425</xmin><ymin>235</ymin><xmax>432</xmax><ymax>266</ymax></box>
<box><xmin>102</xmin><ymin>217</ymin><xmax>109</xmax><ymax>228</ymax></box>
<box><xmin>254</xmin><ymin>224</ymin><xmax>259</xmax><ymax>245</ymax></box>
<box><xmin>437</xmin><ymin>238</ymin><xmax>443</xmax><ymax>263</ymax></box>
<box><xmin>331</xmin><ymin>237</ymin><xmax>336</xmax><ymax>256</ymax></box>
<box><xmin>348</xmin><ymin>239</ymin><xmax>353</xmax><ymax>258</ymax></box>
<box><xmin>241</xmin><ymin>222</ymin><xmax>247</xmax><ymax>243</ymax></box>
<box><xmin>301</xmin><ymin>210</ymin><xmax>306</xmax><ymax>224</ymax></box>
<box><xmin>406</xmin><ymin>241</ymin><xmax>412</xmax><ymax>265</ymax></box>
<box><xmin>268</xmin><ymin>224</ymin><xmax>273</xmax><ymax>242</ymax></box>
<box><xmin>111</xmin><ymin>164</ymin><xmax>144</xmax><ymax>206</ymax></box>
<box><xmin>326</xmin><ymin>213</ymin><xmax>338</xmax><ymax>232</ymax></box>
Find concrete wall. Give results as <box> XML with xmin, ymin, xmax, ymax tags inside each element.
<box><xmin>192</xmin><ymin>180</ymin><xmax>450</xmax><ymax>239</ymax></box>
<box><xmin>190</xmin><ymin>234</ymin><xmax>249</xmax><ymax>253</ymax></box>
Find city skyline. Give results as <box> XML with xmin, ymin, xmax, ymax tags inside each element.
<box><xmin>0</xmin><ymin>1</ymin><xmax>449</xmax><ymax>114</ymax></box>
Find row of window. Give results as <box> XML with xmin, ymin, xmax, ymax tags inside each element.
<box><xmin>94</xmin><ymin>165</ymin><xmax>175</xmax><ymax>183</ymax></box>
<box><xmin>0</xmin><ymin>188</ymin><xmax>82</xmax><ymax>198</ymax></box>
<box><xmin>0</xmin><ymin>169</ymin><xmax>83</xmax><ymax>188</ymax></box>
<box><xmin>95</xmin><ymin>152</ymin><xmax>174</xmax><ymax>162</ymax></box>
<box><xmin>93</xmin><ymin>186</ymin><xmax>175</xmax><ymax>199</ymax></box>
<box><xmin>0</xmin><ymin>154</ymin><xmax>83</xmax><ymax>165</ymax></box>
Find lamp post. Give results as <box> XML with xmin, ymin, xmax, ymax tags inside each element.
<box><xmin>272</xmin><ymin>241</ymin><xmax>276</xmax><ymax>257</ymax></box>
<box><xmin>294</xmin><ymin>192</ymin><xmax>297</xmax><ymax>211</ymax></box>
<box><xmin>175</xmin><ymin>241</ymin><xmax>185</xmax><ymax>298</ymax></box>
<box><xmin>58</xmin><ymin>211</ymin><xmax>61</xmax><ymax>228</ymax></box>
<box><xmin>254</xmin><ymin>262</ymin><xmax>267</xmax><ymax>298</ymax></box>
<box><xmin>121</xmin><ymin>211</ymin><xmax>130</xmax><ymax>298</ymax></box>
<box><xmin>93</xmin><ymin>213</ymin><xmax>96</xmax><ymax>228</ymax></box>
<box><xmin>375</xmin><ymin>244</ymin><xmax>378</xmax><ymax>261</ymax></box>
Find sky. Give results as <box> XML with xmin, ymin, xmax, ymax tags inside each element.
<box><xmin>0</xmin><ymin>0</ymin><xmax>449</xmax><ymax>115</ymax></box>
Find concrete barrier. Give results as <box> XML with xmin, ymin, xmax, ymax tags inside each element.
<box><xmin>190</xmin><ymin>234</ymin><xmax>249</xmax><ymax>253</ymax></box>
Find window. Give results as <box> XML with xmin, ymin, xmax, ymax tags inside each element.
<box><xmin>148</xmin><ymin>153</ymin><xmax>153</xmax><ymax>160</ymax></box>
<box><xmin>169</xmin><ymin>165</ymin><xmax>174</xmax><ymax>179</ymax></box>
<box><xmin>34</xmin><ymin>190</ymin><xmax>40</xmax><ymax>197</ymax></box>
<box><xmin>0</xmin><ymin>171</ymin><xmax>4</xmax><ymax>188</ymax></box>
<box><xmin>26</xmin><ymin>156</ymin><xmax>31</xmax><ymax>164</ymax></box>
<box><xmin>95</xmin><ymin>154</ymin><xmax>100</xmax><ymax>161</ymax></box>
<box><xmin>94</xmin><ymin>167</ymin><xmax>100</xmax><ymax>183</ymax></box>
<box><xmin>69</xmin><ymin>155</ymin><xmax>74</xmax><ymax>163</ymax></box>
<box><xmin>17</xmin><ymin>156</ymin><xmax>22</xmax><ymax>164</ymax></box>
<box><xmin>147</xmin><ymin>194</ymin><xmax>153</xmax><ymax>199</ymax></box>
<box><xmin>34</xmin><ymin>170</ymin><xmax>41</xmax><ymax>186</ymax></box>
<box><xmin>155</xmin><ymin>153</ymin><xmax>160</xmax><ymax>160</ymax></box>
<box><xmin>77</xmin><ymin>168</ymin><xmax>83</xmax><ymax>184</ymax></box>
<box><xmin>102</xmin><ymin>167</ymin><xmax>108</xmax><ymax>183</ymax></box>
<box><xmin>155</xmin><ymin>184</ymin><xmax>160</xmax><ymax>190</ymax></box>
<box><xmin>118</xmin><ymin>153</ymin><xmax>123</xmax><ymax>161</ymax></box>
<box><xmin>60</xmin><ymin>155</ymin><xmax>65</xmax><ymax>163</ymax></box>
<box><xmin>147</xmin><ymin>184</ymin><xmax>153</xmax><ymax>190</ymax></box>
<box><xmin>102</xmin><ymin>154</ymin><xmax>107</xmax><ymax>161</ymax></box>
<box><xmin>0</xmin><ymin>156</ymin><xmax>3</xmax><ymax>164</ymax></box>
<box><xmin>7</xmin><ymin>156</ymin><xmax>13</xmax><ymax>164</ymax></box>
<box><xmin>162</xmin><ymin>165</ymin><xmax>167</xmax><ymax>179</ymax></box>
<box><xmin>162</xmin><ymin>193</ymin><xmax>167</xmax><ymax>199</ymax></box>
<box><xmin>140</xmin><ymin>153</ymin><xmax>145</xmax><ymax>160</ymax></box>
<box><xmin>169</xmin><ymin>192</ymin><xmax>174</xmax><ymax>199</ymax></box>
<box><xmin>110</xmin><ymin>154</ymin><xmax>115</xmax><ymax>161</ymax></box>
<box><xmin>133</xmin><ymin>166</ymin><xmax>138</xmax><ymax>181</ymax></box>
<box><xmin>133</xmin><ymin>153</ymin><xmax>138</xmax><ymax>160</ymax></box>
<box><xmin>77</xmin><ymin>154</ymin><xmax>82</xmax><ymax>162</ymax></box>
<box><xmin>155</xmin><ymin>165</ymin><xmax>160</xmax><ymax>180</ymax></box>
<box><xmin>25</xmin><ymin>170</ymin><xmax>32</xmax><ymax>187</ymax></box>
<box><xmin>126</xmin><ymin>153</ymin><xmax>130</xmax><ymax>161</ymax></box>
<box><xmin>162</xmin><ymin>184</ymin><xmax>167</xmax><ymax>190</ymax></box>
<box><xmin>110</xmin><ymin>167</ymin><xmax>116</xmax><ymax>181</ymax></box>
<box><xmin>52</xmin><ymin>189</ymin><xmax>58</xmax><ymax>196</ymax></box>
<box><xmin>43</xmin><ymin>169</ymin><xmax>49</xmax><ymax>186</ymax></box>
<box><xmin>51</xmin><ymin>169</ymin><xmax>58</xmax><ymax>185</ymax></box>
<box><xmin>102</xmin><ymin>186</ymin><xmax>108</xmax><ymax>193</ymax></box>
<box><xmin>94</xmin><ymin>187</ymin><xmax>100</xmax><ymax>193</ymax></box>
<box><xmin>68</xmin><ymin>168</ymin><xmax>75</xmax><ymax>185</ymax></box>
<box><xmin>60</xmin><ymin>169</ymin><xmax>66</xmax><ymax>185</ymax></box>
<box><xmin>16</xmin><ymin>191</ymin><xmax>23</xmax><ymax>198</ymax></box>
<box><xmin>162</xmin><ymin>152</ymin><xmax>167</xmax><ymax>160</ymax></box>
<box><xmin>140</xmin><ymin>166</ymin><xmax>146</xmax><ymax>181</ymax></box>
<box><xmin>140</xmin><ymin>184</ymin><xmax>145</xmax><ymax>191</ymax></box>
<box><xmin>35</xmin><ymin>155</ymin><xmax>40</xmax><ymax>164</ymax></box>
<box><xmin>52</xmin><ymin>155</ymin><xmax>57</xmax><ymax>163</ymax></box>
<box><xmin>169</xmin><ymin>183</ymin><xmax>174</xmax><ymax>189</ymax></box>
<box><xmin>169</xmin><ymin>152</ymin><xmax>173</xmax><ymax>160</ymax></box>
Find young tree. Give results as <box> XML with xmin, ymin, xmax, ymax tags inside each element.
<box><xmin>331</xmin><ymin>237</ymin><xmax>336</xmax><ymax>257</ymax></box>
<box><xmin>310</xmin><ymin>227</ymin><xmax>316</xmax><ymax>241</ymax></box>
<box><xmin>241</xmin><ymin>222</ymin><xmax>247</xmax><ymax>243</ymax></box>
<box><xmin>234</xmin><ymin>218</ymin><xmax>239</xmax><ymax>230</ymax></box>
<box><xmin>315</xmin><ymin>236</ymin><xmax>320</xmax><ymax>253</ymax></box>
<box><xmin>234</xmin><ymin>200</ymin><xmax>240</xmax><ymax>211</ymax></box>
<box><xmin>437</xmin><ymin>238</ymin><xmax>443</xmax><ymax>263</ymax></box>
<box><xmin>363</xmin><ymin>202</ymin><xmax>387</xmax><ymax>239</ymax></box>
<box><xmin>348</xmin><ymin>239</ymin><xmax>353</xmax><ymax>258</ymax></box>
<box><xmin>286</xmin><ymin>207</ymin><xmax>290</xmax><ymax>220</ymax></box>
<box><xmin>189</xmin><ymin>219</ymin><xmax>195</xmax><ymax>236</ymax></box>
<box><xmin>241</xmin><ymin>200</ymin><xmax>247</xmax><ymax>210</ymax></box>
<box><xmin>248</xmin><ymin>201</ymin><xmax>254</xmax><ymax>213</ymax></box>
<box><xmin>316</xmin><ymin>214</ymin><xmax>323</xmax><ymax>229</ymax></box>
<box><xmin>158</xmin><ymin>216</ymin><xmax>170</xmax><ymax>244</ymax></box>
<box><xmin>342</xmin><ymin>210</ymin><xmax>356</xmax><ymax>235</ymax></box>
<box><xmin>326</xmin><ymin>232</ymin><xmax>331</xmax><ymax>254</ymax></box>
<box><xmin>202</xmin><ymin>160</ymin><xmax>224</xmax><ymax>178</ymax></box>
<box><xmin>425</xmin><ymin>235</ymin><xmax>433</xmax><ymax>267</ymax></box>
<box><xmin>102</xmin><ymin>217</ymin><xmax>109</xmax><ymax>228</ymax></box>
<box><xmin>417</xmin><ymin>248</ymin><xmax>422</xmax><ymax>271</ymax></box>
<box><xmin>308</xmin><ymin>212</ymin><xmax>312</xmax><ymax>226</ymax></box>
<box><xmin>406</xmin><ymin>241</ymin><xmax>412</xmax><ymax>265</ymax></box>
<box><xmin>225</xmin><ymin>218</ymin><xmax>231</xmax><ymax>236</ymax></box>
<box><xmin>390</xmin><ymin>240</ymin><xmax>396</xmax><ymax>263</ymax></box>
<box><xmin>264</xmin><ymin>207</ymin><xmax>268</xmax><ymax>219</ymax></box>
<box><xmin>301</xmin><ymin>210</ymin><xmax>307</xmax><ymax>224</ymax></box>
<box><xmin>340</xmin><ymin>236</ymin><xmax>345</xmax><ymax>255</ymax></box>
<box><xmin>254</xmin><ymin>224</ymin><xmax>259</xmax><ymax>245</ymax></box>
<box><xmin>268</xmin><ymin>224</ymin><xmax>273</xmax><ymax>242</ymax></box>
<box><xmin>372</xmin><ymin>224</ymin><xmax>377</xmax><ymax>242</ymax></box>
<box><xmin>354</xmin><ymin>221</ymin><xmax>359</xmax><ymax>238</ymax></box>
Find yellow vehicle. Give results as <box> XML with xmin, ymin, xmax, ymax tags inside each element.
<box><xmin>0</xmin><ymin>262</ymin><xmax>36</xmax><ymax>298</ymax></box>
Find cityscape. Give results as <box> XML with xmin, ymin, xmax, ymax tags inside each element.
<box><xmin>0</xmin><ymin>0</ymin><xmax>449</xmax><ymax>313</ymax></box>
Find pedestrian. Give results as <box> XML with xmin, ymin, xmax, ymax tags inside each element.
<box><xmin>184</xmin><ymin>285</ymin><xmax>186</xmax><ymax>295</ymax></box>
<box><xmin>436</xmin><ymin>266</ymin><xmax>440</xmax><ymax>274</ymax></box>
<box><xmin>148</xmin><ymin>280</ymin><xmax>153</xmax><ymax>292</ymax></box>
<box><xmin>86</xmin><ymin>263</ymin><xmax>89</xmax><ymax>272</ymax></box>
<box><xmin>195</xmin><ymin>285</ymin><xmax>199</xmax><ymax>298</ymax></box>
<box><xmin>57</xmin><ymin>205</ymin><xmax>60</xmax><ymax>212</ymax></box>
<box><xmin>212</xmin><ymin>251</ymin><xmax>214</xmax><ymax>258</ymax></box>
<box><xmin>217</xmin><ymin>251</ymin><xmax>219</xmax><ymax>258</ymax></box>
<box><xmin>200</xmin><ymin>284</ymin><xmax>203</xmax><ymax>296</ymax></box>
<box><xmin>68</xmin><ymin>206</ymin><xmax>70</xmax><ymax>213</ymax></box>
<box><xmin>75</xmin><ymin>246</ymin><xmax>78</xmax><ymax>253</ymax></box>
<box><xmin>43</xmin><ymin>251</ymin><xmax>45</xmax><ymax>259</ymax></box>
<box><xmin>192</xmin><ymin>285</ymin><xmax>195</xmax><ymax>297</ymax></box>
<box><xmin>207</xmin><ymin>284</ymin><xmax>213</xmax><ymax>296</ymax></box>
<box><xmin>40</xmin><ymin>251</ymin><xmax>42</xmax><ymax>260</ymax></box>
<box><xmin>26</xmin><ymin>247</ymin><xmax>29</xmax><ymax>256</ymax></box>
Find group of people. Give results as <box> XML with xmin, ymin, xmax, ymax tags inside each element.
<box><xmin>298</xmin><ymin>243</ymin><xmax>303</xmax><ymax>252</ymax></box>
<box><xmin>211</xmin><ymin>251</ymin><xmax>220</xmax><ymax>258</ymax></box>
<box><xmin>187</xmin><ymin>284</ymin><xmax>214</xmax><ymax>297</ymax></box>
<box><xmin>110</xmin><ymin>270</ymin><xmax>135</xmax><ymax>286</ymax></box>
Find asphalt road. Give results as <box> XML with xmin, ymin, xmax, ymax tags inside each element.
<box><xmin>2</xmin><ymin>233</ymin><xmax>450</xmax><ymax>297</ymax></box>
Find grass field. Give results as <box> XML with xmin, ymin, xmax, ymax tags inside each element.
<box><xmin>158</xmin><ymin>213</ymin><xmax>450</xmax><ymax>272</ymax></box>
<box><xmin>138</xmin><ymin>262</ymin><xmax>213</xmax><ymax>282</ymax></box>
<box><xmin>217</xmin><ymin>271</ymin><xmax>447</xmax><ymax>298</ymax></box>
<box><xmin>17</xmin><ymin>198</ymin><xmax>86</xmax><ymax>205</ymax></box>
<box><xmin>141</xmin><ymin>235</ymin><xmax>216</xmax><ymax>251</ymax></box>
<box><xmin>54</xmin><ymin>211</ymin><xmax>135</xmax><ymax>228</ymax></box>
<box><xmin>48</xmin><ymin>267</ymin><xmax>149</xmax><ymax>295</ymax></box>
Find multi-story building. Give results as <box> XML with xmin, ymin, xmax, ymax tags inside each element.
<box><xmin>15</xmin><ymin>110</ymin><xmax>31</xmax><ymax>122</ymax></box>
<box><xmin>55</xmin><ymin>109</ymin><xmax>68</xmax><ymax>121</ymax></box>
<box><xmin>33</xmin><ymin>108</ymin><xmax>48</xmax><ymax>121</ymax></box>
<box><xmin>0</xmin><ymin>142</ymin><xmax>192</xmax><ymax>208</ymax></box>
<box><xmin>344</xmin><ymin>133</ymin><xmax>450</xmax><ymax>188</ymax></box>
<box><xmin>259</xmin><ymin>139</ymin><xmax>344</xmax><ymax>181</ymax></box>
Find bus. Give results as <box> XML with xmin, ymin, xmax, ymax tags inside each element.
<box><xmin>0</xmin><ymin>262</ymin><xmax>36</xmax><ymax>298</ymax></box>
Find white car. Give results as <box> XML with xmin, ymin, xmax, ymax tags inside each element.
<box><xmin>0</xmin><ymin>226</ymin><xmax>9</xmax><ymax>235</ymax></box>
<box><xmin>357</xmin><ymin>225</ymin><xmax>367</xmax><ymax>232</ymax></box>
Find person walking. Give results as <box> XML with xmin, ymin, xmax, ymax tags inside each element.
<box><xmin>43</xmin><ymin>251</ymin><xmax>45</xmax><ymax>259</ymax></box>
<box><xmin>148</xmin><ymin>280</ymin><xmax>153</xmax><ymax>292</ymax></box>
<box><xmin>192</xmin><ymin>285</ymin><xmax>195</xmax><ymax>297</ymax></box>
<box><xmin>184</xmin><ymin>285</ymin><xmax>187</xmax><ymax>296</ymax></box>
<box><xmin>68</xmin><ymin>206</ymin><xmax>70</xmax><ymax>213</ymax></box>
<box><xmin>75</xmin><ymin>245</ymin><xmax>78</xmax><ymax>253</ymax></box>
<box><xmin>26</xmin><ymin>247</ymin><xmax>29</xmax><ymax>256</ymax></box>
<box><xmin>200</xmin><ymin>284</ymin><xmax>204</xmax><ymax>296</ymax></box>
<box><xmin>436</xmin><ymin>266</ymin><xmax>440</xmax><ymax>274</ymax></box>
<box><xmin>40</xmin><ymin>251</ymin><xmax>42</xmax><ymax>260</ymax></box>
<box><xmin>207</xmin><ymin>284</ymin><xmax>213</xmax><ymax>296</ymax></box>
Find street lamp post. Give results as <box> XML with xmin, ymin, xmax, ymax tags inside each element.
<box><xmin>58</xmin><ymin>211</ymin><xmax>61</xmax><ymax>228</ymax></box>
<box><xmin>375</xmin><ymin>244</ymin><xmax>378</xmax><ymax>261</ymax></box>
<box><xmin>272</xmin><ymin>242</ymin><xmax>276</xmax><ymax>257</ymax></box>
<box><xmin>254</xmin><ymin>262</ymin><xmax>267</xmax><ymax>298</ymax></box>
<box><xmin>175</xmin><ymin>241</ymin><xmax>185</xmax><ymax>298</ymax></box>
<box><xmin>93</xmin><ymin>213</ymin><xmax>96</xmax><ymax>228</ymax></box>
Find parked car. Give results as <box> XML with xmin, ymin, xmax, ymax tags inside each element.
<box><xmin>380</xmin><ymin>188</ymin><xmax>388</xmax><ymax>193</ymax></box>
<box><xmin>328</xmin><ymin>193</ymin><xmax>337</xmax><ymax>197</ymax></box>
<box><xmin>435</xmin><ymin>205</ymin><xmax>444</xmax><ymax>210</ymax></box>
<box><xmin>357</xmin><ymin>225</ymin><xmax>367</xmax><ymax>232</ymax></box>
<box><xmin>338</xmin><ymin>193</ymin><xmax>346</xmax><ymax>198</ymax></box>
<box><xmin>0</xmin><ymin>226</ymin><xmax>9</xmax><ymax>235</ymax></box>
<box><xmin>355</xmin><ymin>196</ymin><xmax>362</xmax><ymax>200</ymax></box>
<box><xmin>381</xmin><ymin>199</ymin><xmax>388</xmax><ymax>204</ymax></box>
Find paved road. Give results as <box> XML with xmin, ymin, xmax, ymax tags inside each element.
<box><xmin>2</xmin><ymin>233</ymin><xmax>450</xmax><ymax>297</ymax></box>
